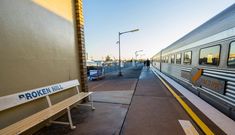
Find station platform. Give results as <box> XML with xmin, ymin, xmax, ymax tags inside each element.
<box><xmin>121</xmin><ymin>68</ymin><xmax>203</xmax><ymax>135</ymax></box>
<box><xmin>120</xmin><ymin>68</ymin><xmax>224</xmax><ymax>135</ymax></box>
<box><xmin>36</xmin><ymin>66</ymin><xmax>234</xmax><ymax>135</ymax></box>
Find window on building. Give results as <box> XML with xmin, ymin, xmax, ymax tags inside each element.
<box><xmin>183</xmin><ymin>51</ymin><xmax>192</xmax><ymax>64</ymax></box>
<box><xmin>199</xmin><ymin>45</ymin><xmax>220</xmax><ymax>66</ymax></box>
<box><xmin>176</xmin><ymin>53</ymin><xmax>181</xmax><ymax>64</ymax></box>
<box><xmin>171</xmin><ymin>54</ymin><xmax>175</xmax><ymax>64</ymax></box>
<box><xmin>228</xmin><ymin>42</ymin><xmax>235</xmax><ymax>67</ymax></box>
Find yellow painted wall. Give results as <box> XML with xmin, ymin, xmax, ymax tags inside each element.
<box><xmin>0</xmin><ymin>0</ymin><xmax>81</xmax><ymax>130</ymax></box>
<box><xmin>32</xmin><ymin>0</ymin><xmax>73</xmax><ymax>22</ymax></box>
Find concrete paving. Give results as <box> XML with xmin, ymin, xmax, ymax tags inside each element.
<box><xmin>89</xmin><ymin>66</ymin><xmax>141</xmax><ymax>105</ymax></box>
<box><xmin>35</xmin><ymin>66</ymin><xmax>224</xmax><ymax>135</ymax></box>
<box><xmin>120</xmin><ymin>68</ymin><xmax>204</xmax><ymax>135</ymax></box>
<box><xmin>36</xmin><ymin>66</ymin><xmax>142</xmax><ymax>135</ymax></box>
<box><xmin>92</xmin><ymin>90</ymin><xmax>134</xmax><ymax>104</ymax></box>
<box><xmin>89</xmin><ymin>79</ymin><xmax>137</xmax><ymax>92</ymax></box>
<box><xmin>35</xmin><ymin>103</ymin><xmax>128</xmax><ymax>135</ymax></box>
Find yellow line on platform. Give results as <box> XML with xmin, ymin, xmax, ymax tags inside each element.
<box><xmin>153</xmin><ymin>70</ymin><xmax>214</xmax><ymax>135</ymax></box>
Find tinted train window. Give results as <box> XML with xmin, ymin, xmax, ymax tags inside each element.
<box><xmin>171</xmin><ymin>55</ymin><xmax>175</xmax><ymax>64</ymax></box>
<box><xmin>176</xmin><ymin>53</ymin><xmax>181</xmax><ymax>64</ymax></box>
<box><xmin>156</xmin><ymin>56</ymin><xmax>160</xmax><ymax>62</ymax></box>
<box><xmin>199</xmin><ymin>45</ymin><xmax>220</xmax><ymax>66</ymax></box>
<box><xmin>228</xmin><ymin>42</ymin><xmax>235</xmax><ymax>67</ymax></box>
<box><xmin>162</xmin><ymin>57</ymin><xmax>165</xmax><ymax>63</ymax></box>
<box><xmin>183</xmin><ymin>51</ymin><xmax>192</xmax><ymax>64</ymax></box>
<box><xmin>165</xmin><ymin>56</ymin><xmax>169</xmax><ymax>63</ymax></box>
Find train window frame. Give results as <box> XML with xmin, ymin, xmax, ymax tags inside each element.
<box><xmin>199</xmin><ymin>44</ymin><xmax>221</xmax><ymax>66</ymax></box>
<box><xmin>171</xmin><ymin>54</ymin><xmax>175</xmax><ymax>64</ymax></box>
<box><xmin>183</xmin><ymin>51</ymin><xmax>192</xmax><ymax>65</ymax></box>
<box><xmin>176</xmin><ymin>53</ymin><xmax>181</xmax><ymax>64</ymax></box>
<box><xmin>228</xmin><ymin>41</ymin><xmax>235</xmax><ymax>68</ymax></box>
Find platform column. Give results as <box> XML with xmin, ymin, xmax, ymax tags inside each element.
<box><xmin>73</xmin><ymin>0</ymin><xmax>88</xmax><ymax>92</ymax></box>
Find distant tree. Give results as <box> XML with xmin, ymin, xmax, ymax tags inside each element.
<box><xmin>126</xmin><ymin>59</ymin><xmax>132</xmax><ymax>62</ymax></box>
<box><xmin>105</xmin><ymin>55</ymin><xmax>112</xmax><ymax>61</ymax></box>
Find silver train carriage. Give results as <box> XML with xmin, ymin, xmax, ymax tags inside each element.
<box><xmin>152</xmin><ymin>4</ymin><xmax>235</xmax><ymax>120</ymax></box>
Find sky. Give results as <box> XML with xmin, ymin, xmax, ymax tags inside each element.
<box><xmin>83</xmin><ymin>0</ymin><xmax>235</xmax><ymax>60</ymax></box>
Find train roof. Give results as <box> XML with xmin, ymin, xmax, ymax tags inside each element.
<box><xmin>162</xmin><ymin>4</ymin><xmax>235</xmax><ymax>53</ymax></box>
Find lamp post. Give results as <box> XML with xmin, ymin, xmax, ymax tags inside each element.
<box><xmin>117</xmin><ymin>29</ymin><xmax>139</xmax><ymax>76</ymax></box>
<box><xmin>135</xmin><ymin>50</ymin><xmax>143</xmax><ymax>66</ymax></box>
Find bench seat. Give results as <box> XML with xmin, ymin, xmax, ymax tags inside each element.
<box><xmin>0</xmin><ymin>92</ymin><xmax>92</xmax><ymax>135</ymax></box>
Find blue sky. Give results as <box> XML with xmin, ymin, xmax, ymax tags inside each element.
<box><xmin>83</xmin><ymin>0</ymin><xmax>234</xmax><ymax>60</ymax></box>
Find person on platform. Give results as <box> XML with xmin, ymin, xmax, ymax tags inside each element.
<box><xmin>146</xmin><ymin>59</ymin><xmax>150</xmax><ymax>69</ymax></box>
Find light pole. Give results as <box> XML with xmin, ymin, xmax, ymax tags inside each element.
<box><xmin>135</xmin><ymin>50</ymin><xmax>143</xmax><ymax>66</ymax></box>
<box><xmin>117</xmin><ymin>29</ymin><xmax>139</xmax><ymax>76</ymax></box>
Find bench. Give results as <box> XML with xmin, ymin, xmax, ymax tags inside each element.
<box><xmin>0</xmin><ymin>79</ymin><xmax>95</xmax><ymax>135</ymax></box>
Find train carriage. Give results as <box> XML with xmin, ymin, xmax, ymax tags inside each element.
<box><xmin>152</xmin><ymin>4</ymin><xmax>235</xmax><ymax>120</ymax></box>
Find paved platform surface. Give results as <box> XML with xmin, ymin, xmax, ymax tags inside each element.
<box><xmin>89</xmin><ymin>66</ymin><xmax>141</xmax><ymax>105</ymax></box>
<box><xmin>36</xmin><ymin>66</ymin><xmax>142</xmax><ymax>135</ymax></box>
<box><xmin>36</xmin><ymin>66</ymin><xmax>225</xmax><ymax>135</ymax></box>
<box><xmin>92</xmin><ymin>90</ymin><xmax>134</xmax><ymax>104</ymax></box>
<box><xmin>89</xmin><ymin>79</ymin><xmax>137</xmax><ymax>92</ymax></box>
<box><xmin>36</xmin><ymin>103</ymin><xmax>128</xmax><ymax>135</ymax></box>
<box><xmin>120</xmin><ymin>68</ymin><xmax>203</xmax><ymax>135</ymax></box>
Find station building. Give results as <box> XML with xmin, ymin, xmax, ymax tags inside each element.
<box><xmin>0</xmin><ymin>0</ymin><xmax>88</xmax><ymax>133</ymax></box>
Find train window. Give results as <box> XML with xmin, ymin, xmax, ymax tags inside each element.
<box><xmin>199</xmin><ymin>45</ymin><xmax>220</xmax><ymax>66</ymax></box>
<box><xmin>156</xmin><ymin>56</ymin><xmax>160</xmax><ymax>62</ymax></box>
<box><xmin>183</xmin><ymin>51</ymin><xmax>192</xmax><ymax>65</ymax></box>
<box><xmin>162</xmin><ymin>57</ymin><xmax>165</xmax><ymax>63</ymax></box>
<box><xmin>171</xmin><ymin>54</ymin><xmax>175</xmax><ymax>64</ymax></box>
<box><xmin>155</xmin><ymin>56</ymin><xmax>157</xmax><ymax>62</ymax></box>
<box><xmin>228</xmin><ymin>42</ymin><xmax>235</xmax><ymax>67</ymax></box>
<box><xmin>165</xmin><ymin>56</ymin><xmax>169</xmax><ymax>63</ymax></box>
<box><xmin>176</xmin><ymin>53</ymin><xmax>181</xmax><ymax>64</ymax></box>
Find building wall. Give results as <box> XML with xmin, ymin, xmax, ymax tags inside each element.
<box><xmin>0</xmin><ymin>0</ymin><xmax>86</xmax><ymax>130</ymax></box>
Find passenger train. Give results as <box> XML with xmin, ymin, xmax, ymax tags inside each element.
<box><xmin>152</xmin><ymin>4</ymin><xmax>235</xmax><ymax>120</ymax></box>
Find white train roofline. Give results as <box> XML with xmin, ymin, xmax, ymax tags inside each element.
<box><xmin>163</xmin><ymin>26</ymin><xmax>235</xmax><ymax>56</ymax></box>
